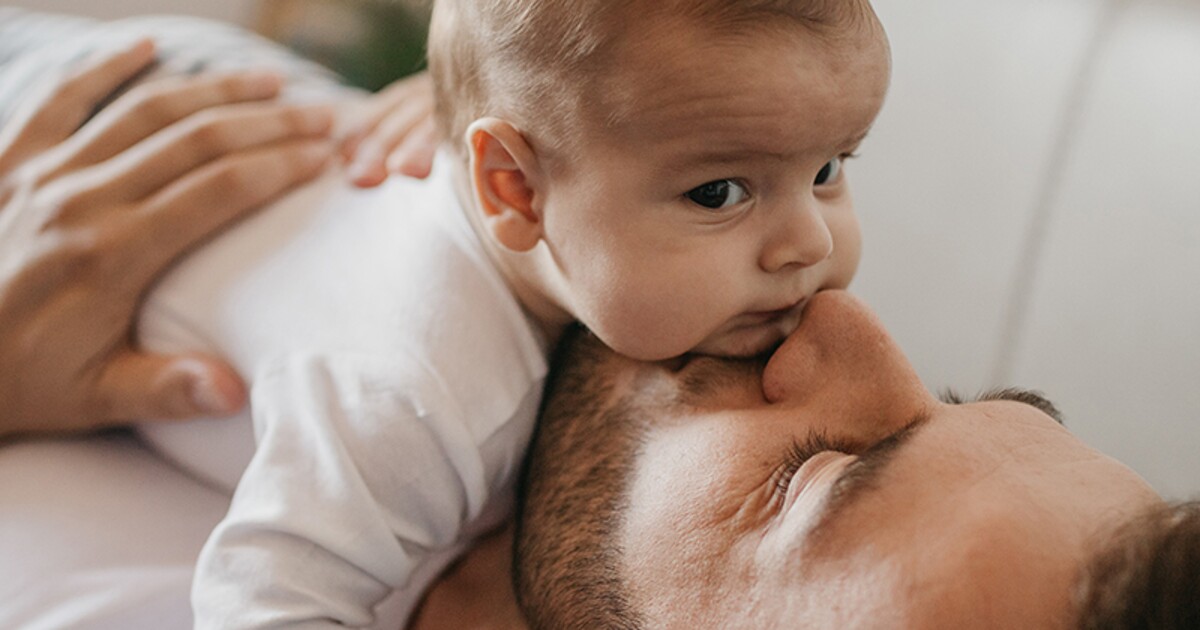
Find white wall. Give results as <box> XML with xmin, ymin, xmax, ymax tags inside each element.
<box><xmin>3</xmin><ymin>0</ymin><xmax>255</xmax><ymax>25</ymax></box>
<box><xmin>857</xmin><ymin>0</ymin><xmax>1200</xmax><ymax>499</ymax></box>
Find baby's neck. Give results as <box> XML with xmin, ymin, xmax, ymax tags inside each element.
<box><xmin>449</xmin><ymin>164</ymin><xmax>574</xmax><ymax>349</ymax></box>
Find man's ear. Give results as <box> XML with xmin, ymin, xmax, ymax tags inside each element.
<box><xmin>466</xmin><ymin>118</ymin><xmax>543</xmax><ymax>253</ymax></box>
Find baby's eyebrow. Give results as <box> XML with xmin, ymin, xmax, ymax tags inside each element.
<box><xmin>806</xmin><ymin>411</ymin><xmax>932</xmax><ymax>548</ymax></box>
<box><xmin>842</xmin><ymin>128</ymin><xmax>871</xmax><ymax>151</ymax></box>
<box><xmin>664</xmin><ymin>127</ymin><xmax>875</xmax><ymax>171</ymax></box>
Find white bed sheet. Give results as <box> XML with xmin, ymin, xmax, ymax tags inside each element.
<box><xmin>0</xmin><ymin>434</ymin><xmax>227</xmax><ymax>629</ymax></box>
<box><xmin>0</xmin><ymin>435</ymin><xmax>444</xmax><ymax>629</ymax></box>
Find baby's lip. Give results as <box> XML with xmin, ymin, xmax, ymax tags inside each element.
<box><xmin>747</xmin><ymin>307</ymin><xmax>792</xmax><ymax>320</ymax></box>
<box><xmin>745</xmin><ymin>296</ymin><xmax>810</xmax><ymax>322</ymax></box>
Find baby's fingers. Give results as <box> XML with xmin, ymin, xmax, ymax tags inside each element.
<box><xmin>386</xmin><ymin>117</ymin><xmax>439</xmax><ymax>180</ymax></box>
<box><xmin>0</xmin><ymin>38</ymin><xmax>156</xmax><ymax>175</ymax></box>
<box><xmin>339</xmin><ymin>72</ymin><xmax>431</xmax><ymax>156</ymax></box>
<box><xmin>343</xmin><ymin>72</ymin><xmax>436</xmax><ymax>187</ymax></box>
<box><xmin>346</xmin><ymin>96</ymin><xmax>433</xmax><ymax>187</ymax></box>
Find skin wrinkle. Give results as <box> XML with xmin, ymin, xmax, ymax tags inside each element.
<box><xmin>597</xmin><ymin>2</ymin><xmax>883</xmax><ymax>131</ymax></box>
<box><xmin>864</xmin><ymin>396</ymin><xmax>1060</xmax><ymax>523</ymax></box>
<box><xmin>963</xmin><ymin>402</ymin><xmax>1092</xmax><ymax>492</ymax></box>
<box><xmin>940</xmin><ymin>390</ymin><xmax>1093</xmax><ymax>515</ymax></box>
<box><xmin>596</xmin><ymin>12</ymin><xmax>886</xmax><ymax>158</ymax></box>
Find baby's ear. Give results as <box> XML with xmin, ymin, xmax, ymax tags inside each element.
<box><xmin>466</xmin><ymin>118</ymin><xmax>543</xmax><ymax>253</ymax></box>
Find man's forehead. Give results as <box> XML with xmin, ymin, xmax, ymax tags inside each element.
<box><xmin>804</xmin><ymin>399</ymin><xmax>1087</xmax><ymax>557</ymax></box>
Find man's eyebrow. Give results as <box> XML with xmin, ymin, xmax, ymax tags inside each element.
<box><xmin>804</xmin><ymin>389</ymin><xmax>1060</xmax><ymax>549</ymax></box>
<box><xmin>807</xmin><ymin>411</ymin><xmax>932</xmax><ymax>548</ymax></box>
<box><xmin>940</xmin><ymin>387</ymin><xmax>1064</xmax><ymax>425</ymax></box>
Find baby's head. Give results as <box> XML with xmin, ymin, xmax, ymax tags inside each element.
<box><xmin>429</xmin><ymin>0</ymin><xmax>891</xmax><ymax>360</ymax></box>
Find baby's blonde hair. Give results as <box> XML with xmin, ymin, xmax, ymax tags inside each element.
<box><xmin>428</xmin><ymin>0</ymin><xmax>878</xmax><ymax>162</ymax></box>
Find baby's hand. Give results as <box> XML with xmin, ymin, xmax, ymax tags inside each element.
<box><xmin>342</xmin><ymin>72</ymin><xmax>439</xmax><ymax>187</ymax></box>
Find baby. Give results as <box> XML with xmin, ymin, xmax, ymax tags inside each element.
<box><xmin>426</xmin><ymin>0</ymin><xmax>888</xmax><ymax>362</ymax></box>
<box><xmin>189</xmin><ymin>1</ymin><xmax>889</xmax><ymax>627</ymax></box>
<box><xmin>15</xmin><ymin>0</ymin><xmax>891</xmax><ymax>627</ymax></box>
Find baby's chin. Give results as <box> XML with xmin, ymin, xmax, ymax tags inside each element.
<box><xmin>690</xmin><ymin>320</ymin><xmax>795</xmax><ymax>359</ymax></box>
<box><xmin>598</xmin><ymin>314</ymin><xmax>800</xmax><ymax>361</ymax></box>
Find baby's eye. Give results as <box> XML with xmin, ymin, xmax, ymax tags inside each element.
<box><xmin>685</xmin><ymin>179</ymin><xmax>749</xmax><ymax>210</ymax></box>
<box><xmin>814</xmin><ymin>157</ymin><xmax>843</xmax><ymax>186</ymax></box>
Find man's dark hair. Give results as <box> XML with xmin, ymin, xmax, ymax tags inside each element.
<box><xmin>1075</xmin><ymin>500</ymin><xmax>1200</xmax><ymax>629</ymax></box>
<box><xmin>513</xmin><ymin>325</ymin><xmax>646</xmax><ymax>629</ymax></box>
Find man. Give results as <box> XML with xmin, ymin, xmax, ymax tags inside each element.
<box><xmin>515</xmin><ymin>290</ymin><xmax>1196</xmax><ymax>629</ymax></box>
<box><xmin>3</xmin><ymin>11</ymin><xmax>1194</xmax><ymax>630</ymax></box>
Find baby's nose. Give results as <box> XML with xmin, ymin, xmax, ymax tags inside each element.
<box><xmin>762</xmin><ymin>290</ymin><xmax>933</xmax><ymax>431</ymax></box>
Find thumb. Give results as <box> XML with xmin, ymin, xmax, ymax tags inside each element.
<box><xmin>96</xmin><ymin>351</ymin><xmax>247</xmax><ymax>421</ymax></box>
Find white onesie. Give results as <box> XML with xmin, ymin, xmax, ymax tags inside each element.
<box><xmin>138</xmin><ymin>160</ymin><xmax>548</xmax><ymax>628</ymax></box>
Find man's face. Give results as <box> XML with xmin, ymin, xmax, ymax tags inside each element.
<box><xmin>574</xmin><ymin>291</ymin><xmax>1160</xmax><ymax>628</ymax></box>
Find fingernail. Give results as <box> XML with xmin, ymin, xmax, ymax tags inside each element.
<box><xmin>190</xmin><ymin>376</ymin><xmax>239</xmax><ymax>416</ymax></box>
<box><xmin>391</xmin><ymin>153</ymin><xmax>433</xmax><ymax>179</ymax></box>
<box><xmin>347</xmin><ymin>158</ymin><xmax>368</xmax><ymax>180</ymax></box>
<box><xmin>349</xmin><ymin>160</ymin><xmax>386</xmax><ymax>187</ymax></box>
<box><xmin>130</xmin><ymin>38</ymin><xmax>156</xmax><ymax>59</ymax></box>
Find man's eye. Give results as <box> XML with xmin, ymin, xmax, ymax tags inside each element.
<box><xmin>814</xmin><ymin>157</ymin><xmax>842</xmax><ymax>186</ymax></box>
<box><xmin>685</xmin><ymin>179</ymin><xmax>749</xmax><ymax>210</ymax></box>
<box><xmin>773</xmin><ymin>432</ymin><xmax>854</xmax><ymax>497</ymax></box>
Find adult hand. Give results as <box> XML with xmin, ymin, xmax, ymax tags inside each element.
<box><xmin>341</xmin><ymin>71</ymin><xmax>439</xmax><ymax>187</ymax></box>
<box><xmin>0</xmin><ymin>39</ymin><xmax>335</xmax><ymax>438</ymax></box>
<box><xmin>407</xmin><ymin>525</ymin><xmax>528</xmax><ymax>630</ymax></box>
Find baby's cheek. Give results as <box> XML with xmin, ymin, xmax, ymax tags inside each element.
<box><xmin>583</xmin><ymin>281</ymin><xmax>717</xmax><ymax>361</ymax></box>
<box><xmin>576</xmin><ymin>245</ymin><xmax>744</xmax><ymax>359</ymax></box>
<box><xmin>830</xmin><ymin>212</ymin><xmax>862</xmax><ymax>286</ymax></box>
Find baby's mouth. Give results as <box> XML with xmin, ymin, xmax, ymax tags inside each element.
<box><xmin>689</xmin><ymin>299</ymin><xmax>812</xmax><ymax>359</ymax></box>
<box><xmin>743</xmin><ymin>297</ymin><xmax>810</xmax><ymax>326</ymax></box>
<box><xmin>747</xmin><ymin>307</ymin><xmax>792</xmax><ymax>322</ymax></box>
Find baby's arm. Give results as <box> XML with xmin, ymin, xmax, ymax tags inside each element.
<box><xmin>192</xmin><ymin>353</ymin><xmax>486</xmax><ymax>629</ymax></box>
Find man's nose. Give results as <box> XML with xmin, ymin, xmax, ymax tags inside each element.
<box><xmin>762</xmin><ymin>290</ymin><xmax>933</xmax><ymax>432</ymax></box>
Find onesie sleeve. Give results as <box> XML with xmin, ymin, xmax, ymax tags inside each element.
<box><xmin>192</xmin><ymin>352</ymin><xmax>488</xmax><ymax>629</ymax></box>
